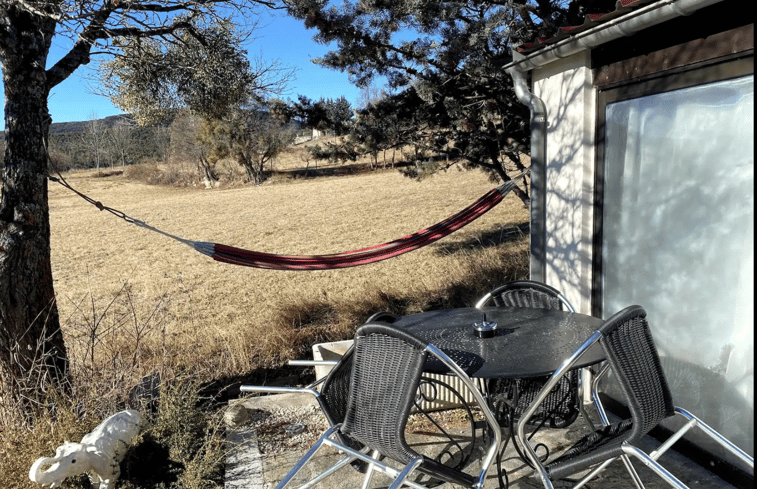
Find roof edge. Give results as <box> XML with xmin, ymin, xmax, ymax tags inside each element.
<box><xmin>505</xmin><ymin>0</ymin><xmax>725</xmax><ymax>73</ymax></box>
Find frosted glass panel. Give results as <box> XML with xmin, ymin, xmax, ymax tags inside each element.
<box><xmin>602</xmin><ymin>75</ymin><xmax>754</xmax><ymax>457</ymax></box>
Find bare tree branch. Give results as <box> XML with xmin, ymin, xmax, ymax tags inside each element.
<box><xmin>43</xmin><ymin>0</ymin><xmax>281</xmax><ymax>89</ymax></box>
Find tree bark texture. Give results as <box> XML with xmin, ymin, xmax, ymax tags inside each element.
<box><xmin>0</xmin><ymin>5</ymin><xmax>69</xmax><ymax>413</ymax></box>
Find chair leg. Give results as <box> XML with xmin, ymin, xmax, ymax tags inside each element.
<box><xmin>620</xmin><ymin>454</ymin><xmax>647</xmax><ymax>489</ymax></box>
<box><xmin>320</xmin><ymin>442</ymin><xmax>429</xmax><ymax>489</ymax></box>
<box><xmin>571</xmin><ymin>409</ymin><xmax>753</xmax><ymax>489</ymax></box>
<box><xmin>276</xmin><ymin>425</ymin><xmax>341</xmax><ymax>489</ymax></box>
<box><xmin>388</xmin><ymin>457</ymin><xmax>424</xmax><ymax>489</ymax></box>
<box><xmin>622</xmin><ymin>444</ymin><xmax>690</xmax><ymax>489</ymax></box>
<box><xmin>299</xmin><ymin>455</ymin><xmax>357</xmax><ymax>489</ymax></box>
<box><xmin>570</xmin><ymin>455</ymin><xmax>646</xmax><ymax>489</ymax></box>
<box><xmin>360</xmin><ymin>450</ymin><xmax>381</xmax><ymax>489</ymax></box>
<box><xmin>674</xmin><ymin>408</ymin><xmax>754</xmax><ymax>470</ymax></box>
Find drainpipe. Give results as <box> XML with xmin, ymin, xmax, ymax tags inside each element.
<box><xmin>507</xmin><ymin>64</ymin><xmax>547</xmax><ymax>282</ymax></box>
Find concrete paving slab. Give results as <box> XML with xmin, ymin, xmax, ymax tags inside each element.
<box><xmin>226</xmin><ymin>394</ymin><xmax>739</xmax><ymax>488</ymax></box>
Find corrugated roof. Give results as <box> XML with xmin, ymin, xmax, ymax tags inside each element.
<box><xmin>516</xmin><ymin>0</ymin><xmax>662</xmax><ymax>54</ymax></box>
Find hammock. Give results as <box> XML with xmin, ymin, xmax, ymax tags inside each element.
<box><xmin>51</xmin><ymin>173</ymin><xmax>524</xmax><ymax>271</ymax></box>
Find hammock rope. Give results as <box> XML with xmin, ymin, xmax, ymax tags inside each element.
<box><xmin>50</xmin><ymin>171</ymin><xmax>525</xmax><ymax>271</ymax></box>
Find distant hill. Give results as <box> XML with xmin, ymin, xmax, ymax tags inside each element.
<box><xmin>1</xmin><ymin>114</ymin><xmax>136</xmax><ymax>140</ymax></box>
<box><xmin>0</xmin><ymin>113</ymin><xmax>172</xmax><ymax>169</ymax></box>
<box><xmin>49</xmin><ymin>114</ymin><xmax>136</xmax><ymax>136</ymax></box>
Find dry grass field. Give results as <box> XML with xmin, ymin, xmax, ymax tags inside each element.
<box><xmin>1</xmin><ymin>147</ymin><xmax>530</xmax><ymax>489</ymax></box>
<box><xmin>50</xmin><ymin>159</ymin><xmax>529</xmax><ymax>388</ymax></box>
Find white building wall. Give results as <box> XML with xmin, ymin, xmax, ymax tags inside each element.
<box><xmin>532</xmin><ymin>52</ymin><xmax>596</xmax><ymax>314</ymax></box>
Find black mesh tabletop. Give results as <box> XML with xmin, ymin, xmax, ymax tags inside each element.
<box><xmin>393</xmin><ymin>307</ymin><xmax>606</xmax><ymax>379</ymax></box>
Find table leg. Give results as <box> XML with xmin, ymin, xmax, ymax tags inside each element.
<box><xmin>404</xmin><ymin>375</ymin><xmax>479</xmax><ymax>487</ymax></box>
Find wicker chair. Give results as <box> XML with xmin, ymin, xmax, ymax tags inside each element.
<box><xmin>275</xmin><ymin>323</ymin><xmax>502</xmax><ymax>489</ymax></box>
<box><xmin>241</xmin><ymin>312</ymin><xmax>404</xmax><ymax>470</ymax></box>
<box><xmin>517</xmin><ymin>305</ymin><xmax>754</xmax><ymax>489</ymax></box>
<box><xmin>474</xmin><ymin>280</ymin><xmax>575</xmax><ymax>311</ymax></box>
<box><xmin>476</xmin><ymin>281</ymin><xmax>582</xmax><ymax>430</ymax></box>
<box><xmin>241</xmin><ymin>311</ymin><xmax>467</xmax><ymax>478</ymax></box>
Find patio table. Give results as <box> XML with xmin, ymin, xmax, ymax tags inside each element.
<box><xmin>394</xmin><ymin>307</ymin><xmax>608</xmax><ymax>488</ymax></box>
<box><xmin>393</xmin><ymin>307</ymin><xmax>606</xmax><ymax>379</ymax></box>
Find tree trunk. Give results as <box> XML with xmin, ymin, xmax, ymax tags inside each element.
<box><xmin>197</xmin><ymin>156</ymin><xmax>219</xmax><ymax>188</ymax></box>
<box><xmin>488</xmin><ymin>145</ymin><xmax>530</xmax><ymax>206</ymax></box>
<box><xmin>0</xmin><ymin>8</ymin><xmax>70</xmax><ymax>419</ymax></box>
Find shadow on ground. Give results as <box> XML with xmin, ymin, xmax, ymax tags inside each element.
<box><xmin>433</xmin><ymin>222</ymin><xmax>529</xmax><ymax>256</ymax></box>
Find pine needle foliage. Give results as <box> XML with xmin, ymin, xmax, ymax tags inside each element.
<box><xmin>283</xmin><ymin>0</ymin><xmax>618</xmax><ymax>203</ymax></box>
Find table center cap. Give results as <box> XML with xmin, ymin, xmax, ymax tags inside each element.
<box><xmin>473</xmin><ymin>313</ymin><xmax>497</xmax><ymax>338</ymax></box>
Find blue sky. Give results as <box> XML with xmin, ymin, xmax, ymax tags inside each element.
<box><xmin>0</xmin><ymin>10</ymin><xmax>362</xmax><ymax>130</ymax></box>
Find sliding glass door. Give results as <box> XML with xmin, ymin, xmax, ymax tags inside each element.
<box><xmin>598</xmin><ymin>65</ymin><xmax>753</xmax><ymax>456</ymax></box>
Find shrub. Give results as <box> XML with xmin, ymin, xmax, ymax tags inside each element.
<box><xmin>120</xmin><ymin>375</ymin><xmax>225</xmax><ymax>489</ymax></box>
<box><xmin>0</xmin><ymin>280</ymin><xmax>225</xmax><ymax>489</ymax></box>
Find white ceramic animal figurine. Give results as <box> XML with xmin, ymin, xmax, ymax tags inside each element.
<box><xmin>29</xmin><ymin>409</ymin><xmax>143</xmax><ymax>489</ymax></box>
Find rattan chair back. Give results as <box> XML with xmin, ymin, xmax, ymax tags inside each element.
<box><xmin>479</xmin><ymin>280</ymin><xmax>580</xmax><ymax>428</ymax></box>
<box><xmin>314</xmin><ymin>345</ymin><xmax>372</xmax><ymax>459</ymax></box>
<box><xmin>317</xmin><ymin>345</ymin><xmax>354</xmax><ymax>426</ymax></box>
<box><xmin>598</xmin><ymin>305</ymin><xmax>676</xmax><ymax>439</ymax></box>
<box><xmin>342</xmin><ymin>323</ymin><xmax>429</xmax><ymax>465</ymax></box>
<box><xmin>477</xmin><ymin>280</ymin><xmax>574</xmax><ymax>311</ymax></box>
<box><xmin>546</xmin><ymin>305</ymin><xmax>676</xmax><ymax>479</ymax></box>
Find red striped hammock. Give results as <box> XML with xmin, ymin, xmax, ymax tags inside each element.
<box><xmin>185</xmin><ymin>178</ymin><xmax>520</xmax><ymax>270</ymax></box>
<box><xmin>52</xmin><ymin>172</ymin><xmax>523</xmax><ymax>271</ymax></box>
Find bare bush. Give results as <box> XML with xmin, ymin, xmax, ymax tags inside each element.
<box><xmin>1</xmin><ymin>279</ymin><xmax>226</xmax><ymax>489</ymax></box>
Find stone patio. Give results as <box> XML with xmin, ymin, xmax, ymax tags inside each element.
<box><xmin>225</xmin><ymin>393</ymin><xmax>739</xmax><ymax>489</ymax></box>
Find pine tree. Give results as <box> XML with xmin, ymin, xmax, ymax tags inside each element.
<box><xmin>284</xmin><ymin>0</ymin><xmax>602</xmax><ymax>203</ymax></box>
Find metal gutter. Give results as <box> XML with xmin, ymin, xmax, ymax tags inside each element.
<box><xmin>504</xmin><ymin>0</ymin><xmax>724</xmax><ymax>73</ymax></box>
<box><xmin>504</xmin><ymin>0</ymin><xmax>723</xmax><ymax>283</ymax></box>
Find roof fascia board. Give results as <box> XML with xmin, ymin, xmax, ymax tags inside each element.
<box><xmin>506</xmin><ymin>0</ymin><xmax>725</xmax><ymax>73</ymax></box>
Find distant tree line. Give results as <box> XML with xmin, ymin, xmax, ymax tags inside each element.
<box><xmin>281</xmin><ymin>0</ymin><xmax>616</xmax><ymax>204</ymax></box>
<box><xmin>50</xmin><ymin>122</ymin><xmax>169</xmax><ymax>172</ymax></box>
<box><xmin>269</xmin><ymin>95</ymin><xmax>353</xmax><ymax>137</ymax></box>
<box><xmin>0</xmin><ymin>84</ymin><xmax>509</xmax><ymax>183</ymax></box>
<box><xmin>100</xmin><ymin>18</ymin><xmax>361</xmax><ymax>186</ymax></box>
<box><xmin>0</xmin><ymin>116</ymin><xmax>168</xmax><ymax>173</ymax></box>
<box><xmin>0</xmin><ymin>92</ymin><xmax>358</xmax><ymax>183</ymax></box>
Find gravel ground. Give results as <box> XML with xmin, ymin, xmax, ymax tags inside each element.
<box><xmin>248</xmin><ymin>404</ymin><xmax>329</xmax><ymax>454</ymax></box>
